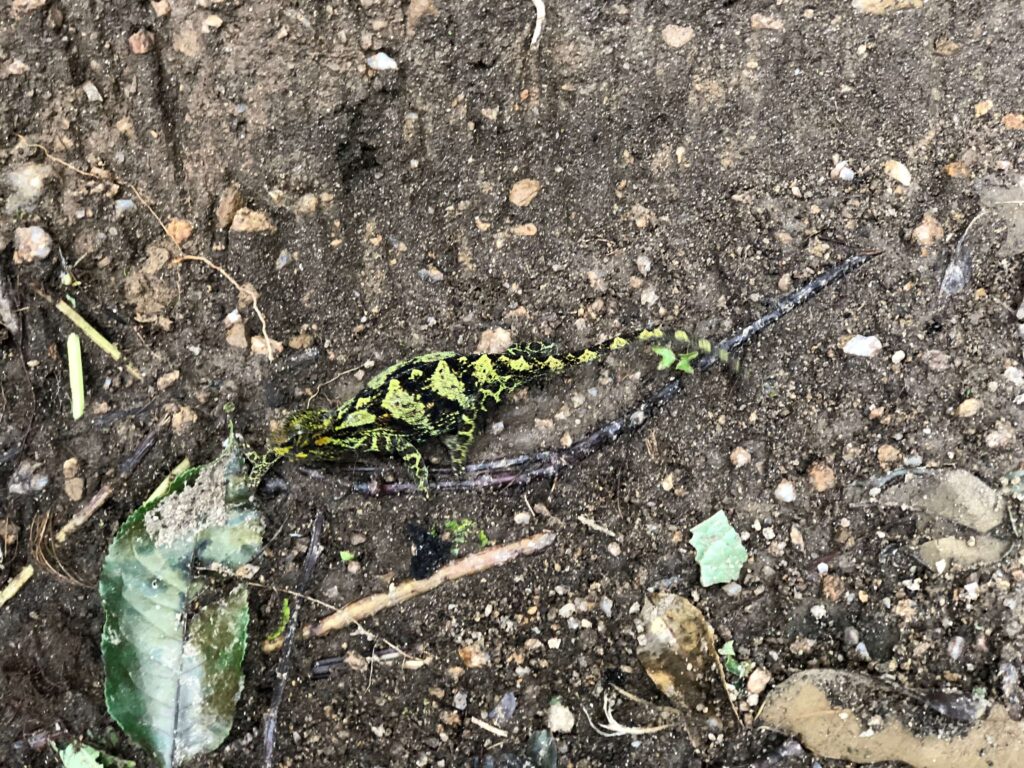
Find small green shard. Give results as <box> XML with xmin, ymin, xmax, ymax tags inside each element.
<box><xmin>650</xmin><ymin>346</ymin><xmax>676</xmax><ymax>370</ymax></box>
<box><xmin>690</xmin><ymin>511</ymin><xmax>747</xmax><ymax>587</ymax></box>
<box><xmin>718</xmin><ymin>641</ymin><xmax>755</xmax><ymax>679</ymax></box>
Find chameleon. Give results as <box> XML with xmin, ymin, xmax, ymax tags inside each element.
<box><xmin>255</xmin><ymin>248</ymin><xmax>875</xmax><ymax>494</ymax></box>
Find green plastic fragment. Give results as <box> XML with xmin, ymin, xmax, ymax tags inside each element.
<box><xmin>339</xmin><ymin>550</ymin><xmax>356</xmax><ymax>562</ymax></box>
<box><xmin>689</xmin><ymin>510</ymin><xmax>747</xmax><ymax>587</ymax></box>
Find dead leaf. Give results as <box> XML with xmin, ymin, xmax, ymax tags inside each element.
<box><xmin>638</xmin><ymin>593</ymin><xmax>737</xmax><ymax>747</ymax></box>
<box><xmin>759</xmin><ymin>669</ymin><xmax>1024</xmax><ymax>767</ymax></box>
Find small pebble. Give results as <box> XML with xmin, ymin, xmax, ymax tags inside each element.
<box><xmin>661</xmin><ymin>23</ymin><xmax>694</xmax><ymax>48</ymax></box>
<box><xmin>366</xmin><ymin>51</ymin><xmax>398</xmax><ymax>71</ymax></box>
<box><xmin>547</xmin><ymin>700</ymin><xmax>575</xmax><ymax>734</ymax></box>
<box><xmin>884</xmin><ymin>159</ymin><xmax>912</xmax><ymax>187</ymax></box>
<box><xmin>923</xmin><ymin>349</ymin><xmax>951</xmax><ymax>371</ymax></box>
<box><xmin>808</xmin><ymin>461</ymin><xmax>836</xmax><ymax>492</ymax></box>
<box><xmin>843</xmin><ymin>335</ymin><xmax>882</xmax><ymax>357</ymax></box>
<box><xmin>513</xmin><ymin>511</ymin><xmax>531</xmax><ymax>525</ymax></box>
<box><xmin>891</xmin><ymin>350</ymin><xmax>906</xmax><ymax>364</ymax></box>
<box><xmin>948</xmin><ymin>635</ymin><xmax>966</xmax><ymax>661</ymax></box>
<box><xmin>877</xmin><ymin>444</ymin><xmax>901</xmax><ymax>466</ymax></box>
<box><xmin>839</xmin><ymin>166</ymin><xmax>856</xmax><ymax>182</ymax></box>
<box><xmin>476</xmin><ymin>327</ymin><xmax>512</xmax><ymax>354</ymax></box>
<box><xmin>985</xmin><ymin>423</ymin><xmax>1014</xmax><ymax>450</ymax></box>
<box><xmin>13</xmin><ymin>226</ymin><xmax>53</xmax><ymax>264</ymax></box>
<box><xmin>202</xmin><ymin>14</ymin><xmax>223</xmax><ymax>32</ymax></box>
<box><xmin>82</xmin><ymin>81</ymin><xmax>103</xmax><ymax>102</ymax></box>
<box><xmin>774</xmin><ymin>479</ymin><xmax>796</xmax><ymax>503</ymax></box>
<box><xmin>722</xmin><ymin>581</ymin><xmax>743</xmax><ymax>597</ymax></box>
<box><xmin>607</xmin><ymin>541</ymin><xmax>621</xmax><ymax>557</ymax></box>
<box><xmin>509</xmin><ymin>178</ymin><xmax>541</xmax><ymax>207</ymax></box>
<box><xmin>730</xmin><ymin>446</ymin><xmax>751</xmax><ymax>468</ymax></box>
<box><xmin>128</xmin><ymin>29</ymin><xmax>155</xmax><ymax>54</ymax></box>
<box><xmin>114</xmin><ymin>198</ymin><xmax>136</xmax><ymax>217</ymax></box>
<box><xmin>956</xmin><ymin>398</ymin><xmax>982</xmax><ymax>418</ymax></box>
<box><xmin>635</xmin><ymin>254</ymin><xmax>652</xmax><ymax>276</ymax></box>
<box><xmin>912</xmin><ymin>213</ymin><xmax>943</xmax><ymax>246</ymax></box>
<box><xmin>215</xmin><ymin>185</ymin><xmax>245</xmax><ymax>229</ymax></box>
<box><xmin>750</xmin><ymin>12</ymin><xmax>784</xmax><ymax>31</ymax></box>
<box><xmin>453</xmin><ymin>691</ymin><xmax>468</xmax><ymax>711</ymax></box>
<box><xmin>599</xmin><ymin>595</ymin><xmax>613</xmax><ymax>617</ymax></box>
<box><xmin>810</xmin><ymin>604</ymin><xmax>827</xmax><ymax>621</ymax></box>
<box><xmin>843</xmin><ymin>627</ymin><xmax>860</xmax><ymax>647</ymax></box>
<box><xmin>747</xmin><ymin>667</ymin><xmax>772</xmax><ymax>694</ymax></box>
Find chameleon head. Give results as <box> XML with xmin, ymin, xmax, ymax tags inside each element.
<box><xmin>270</xmin><ymin>408</ymin><xmax>335</xmax><ymax>459</ymax></box>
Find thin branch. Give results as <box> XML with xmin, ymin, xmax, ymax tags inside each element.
<box><xmin>305</xmin><ymin>531</ymin><xmax>556</xmax><ymax>639</ymax></box>
<box><xmin>262</xmin><ymin>511</ymin><xmax>324</xmax><ymax>768</ymax></box>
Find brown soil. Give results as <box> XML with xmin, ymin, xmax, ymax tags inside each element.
<box><xmin>2</xmin><ymin>0</ymin><xmax>1023</xmax><ymax>766</ymax></box>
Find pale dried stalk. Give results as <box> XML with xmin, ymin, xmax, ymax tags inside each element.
<box><xmin>0</xmin><ymin>565</ymin><xmax>34</xmax><ymax>610</ymax></box>
<box><xmin>305</xmin><ymin>531</ymin><xmax>556</xmax><ymax>638</ymax></box>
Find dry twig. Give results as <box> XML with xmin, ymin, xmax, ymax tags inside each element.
<box><xmin>305</xmin><ymin>530</ymin><xmax>556</xmax><ymax>638</ymax></box>
<box><xmin>0</xmin><ymin>565</ymin><xmax>34</xmax><ymax>610</ymax></box>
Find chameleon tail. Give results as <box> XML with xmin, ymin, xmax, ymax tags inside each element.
<box><xmin>700</xmin><ymin>246</ymin><xmax>880</xmax><ymax>370</ymax></box>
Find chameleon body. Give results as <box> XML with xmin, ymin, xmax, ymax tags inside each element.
<box><xmin>263</xmin><ymin>328</ymin><xmax>722</xmax><ymax>493</ymax></box>
<box><xmin>261</xmin><ymin>249</ymin><xmax>875</xmax><ymax>493</ymax></box>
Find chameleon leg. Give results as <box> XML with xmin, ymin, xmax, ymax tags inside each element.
<box><xmin>391</xmin><ymin>435</ymin><xmax>430</xmax><ymax>495</ymax></box>
<box><xmin>440</xmin><ymin>412</ymin><xmax>479</xmax><ymax>470</ymax></box>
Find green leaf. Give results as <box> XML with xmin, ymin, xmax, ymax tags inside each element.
<box><xmin>689</xmin><ymin>511</ymin><xmax>747</xmax><ymax>587</ymax></box>
<box><xmin>57</xmin><ymin>743</ymin><xmax>136</xmax><ymax>768</ymax></box>
<box><xmin>339</xmin><ymin>550</ymin><xmax>356</xmax><ymax>562</ymax></box>
<box><xmin>100</xmin><ymin>436</ymin><xmax>263</xmax><ymax>768</ymax></box>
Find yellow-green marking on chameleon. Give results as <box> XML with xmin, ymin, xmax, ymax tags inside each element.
<box><xmin>382</xmin><ymin>378</ymin><xmax>432</xmax><ymax>430</ymax></box>
<box><xmin>472</xmin><ymin>354</ymin><xmax>501</xmax><ymax>385</ymax></box>
<box><xmin>340</xmin><ymin>408</ymin><xmax>377</xmax><ymax>429</ymax></box>
<box><xmin>429</xmin><ymin>359</ymin><xmax>473</xmax><ymax>409</ymax></box>
<box><xmin>501</xmin><ymin>355</ymin><xmax>532</xmax><ymax>372</ymax></box>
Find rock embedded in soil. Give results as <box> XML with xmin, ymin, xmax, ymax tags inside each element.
<box><xmin>881</xmin><ymin>469</ymin><xmax>1005</xmax><ymax>533</ymax></box>
<box><xmin>884</xmin><ymin>159</ymin><xmax>912</xmax><ymax>187</ymax></box>
<box><xmin>918</xmin><ymin>536</ymin><xmax>1011</xmax><ymax>573</ymax></box>
<box><xmin>750</xmin><ymin>13</ymin><xmax>784</xmax><ymax>31</ymax></box>
<box><xmin>808</xmin><ymin>461</ymin><xmax>835</xmax><ymax>492</ymax></box>
<box><xmin>774</xmin><ymin>479</ymin><xmax>796</xmax><ymax>503</ymax></box>
<box><xmin>476</xmin><ymin>327</ymin><xmax>512</xmax><ymax>354</ymax></box>
<box><xmin>843</xmin><ymin>335</ymin><xmax>882</xmax><ymax>357</ymax></box>
<box><xmin>730</xmin><ymin>446</ymin><xmax>751</xmax><ymax>468</ymax></box>
<box><xmin>13</xmin><ymin>225</ymin><xmax>53</xmax><ymax>264</ymax></box>
<box><xmin>546</xmin><ymin>699</ymin><xmax>575</xmax><ymax>733</ymax></box>
<box><xmin>956</xmin><ymin>397</ymin><xmax>981</xmax><ymax>418</ymax></box>
<box><xmin>128</xmin><ymin>29</ymin><xmax>155</xmax><ymax>54</ymax></box>
<box><xmin>215</xmin><ymin>185</ymin><xmax>244</xmax><ymax>228</ymax></box>
<box><xmin>912</xmin><ymin>213</ymin><xmax>943</xmax><ymax>246</ymax></box>
<box><xmin>661</xmin><ymin>24</ymin><xmax>694</xmax><ymax>48</ymax></box>
<box><xmin>166</xmin><ymin>218</ymin><xmax>193</xmax><ymax>245</ymax></box>
<box><xmin>5</xmin><ymin>162</ymin><xmax>52</xmax><ymax>213</ymax></box>
<box><xmin>230</xmin><ymin>208</ymin><xmax>276</xmax><ymax>233</ymax></box>
<box><xmin>366</xmin><ymin>52</ymin><xmax>398</xmax><ymax>71</ymax></box>
<box><xmin>509</xmin><ymin>178</ymin><xmax>541</xmax><ymax>207</ymax></box>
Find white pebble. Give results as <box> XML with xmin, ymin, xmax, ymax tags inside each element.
<box><xmin>547</xmin><ymin>700</ymin><xmax>575</xmax><ymax>733</ymax></box>
<box><xmin>842</xmin><ymin>335</ymin><xmax>882</xmax><ymax>357</ymax></box>
<box><xmin>774</xmin><ymin>479</ymin><xmax>796</xmax><ymax>503</ymax></box>
<box><xmin>884</xmin><ymin>159</ymin><xmax>912</xmax><ymax>187</ymax></box>
<box><xmin>839</xmin><ymin>166</ymin><xmax>856</xmax><ymax>182</ymax></box>
<box><xmin>891</xmin><ymin>350</ymin><xmax>906</xmax><ymax>364</ymax></box>
<box><xmin>366</xmin><ymin>52</ymin><xmax>398</xmax><ymax>71</ymax></box>
<box><xmin>730</xmin><ymin>446</ymin><xmax>751</xmax><ymax>468</ymax></box>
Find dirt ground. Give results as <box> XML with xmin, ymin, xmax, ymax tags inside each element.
<box><xmin>2</xmin><ymin>0</ymin><xmax>1024</xmax><ymax>766</ymax></box>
